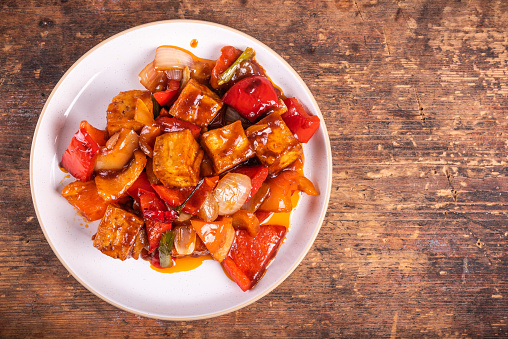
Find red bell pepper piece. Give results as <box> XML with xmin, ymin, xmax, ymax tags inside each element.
<box><xmin>210</xmin><ymin>46</ymin><xmax>243</xmax><ymax>89</ymax></box>
<box><xmin>222</xmin><ymin>225</ymin><xmax>287</xmax><ymax>291</ymax></box>
<box><xmin>126</xmin><ymin>172</ymin><xmax>156</xmax><ymax>204</ymax></box>
<box><xmin>222</xmin><ymin>76</ymin><xmax>278</xmax><ymax>122</ymax></box>
<box><xmin>79</xmin><ymin>121</ymin><xmax>108</xmax><ymax>146</ymax></box>
<box><xmin>233</xmin><ymin>165</ymin><xmax>268</xmax><ymax>201</ymax></box>
<box><xmin>254</xmin><ymin>210</ymin><xmax>273</xmax><ymax>224</ymax></box>
<box><xmin>153</xmin><ymin>79</ymin><xmax>180</xmax><ymax>106</ymax></box>
<box><xmin>155</xmin><ymin>116</ymin><xmax>201</xmax><ymax>139</ymax></box>
<box><xmin>61</xmin><ymin>122</ymin><xmax>102</xmax><ymax>181</ymax></box>
<box><xmin>281</xmin><ymin>98</ymin><xmax>320</xmax><ymax>143</ymax></box>
<box><xmin>151</xmin><ymin>176</ymin><xmax>219</xmax><ymax>215</ymax></box>
<box><xmin>152</xmin><ymin>184</ymin><xmax>191</xmax><ymax>208</ymax></box>
<box><xmin>138</xmin><ymin>189</ymin><xmax>176</xmax><ymax>253</ymax></box>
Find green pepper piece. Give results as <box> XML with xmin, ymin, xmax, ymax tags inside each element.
<box><xmin>152</xmin><ymin>95</ymin><xmax>162</xmax><ymax>119</ymax></box>
<box><xmin>159</xmin><ymin>230</ymin><xmax>175</xmax><ymax>268</ymax></box>
<box><xmin>217</xmin><ymin>47</ymin><xmax>255</xmax><ymax>86</ymax></box>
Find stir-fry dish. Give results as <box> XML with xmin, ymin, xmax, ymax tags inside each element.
<box><xmin>60</xmin><ymin>45</ymin><xmax>321</xmax><ymax>291</ymax></box>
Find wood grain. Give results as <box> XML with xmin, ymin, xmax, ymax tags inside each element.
<box><xmin>1</xmin><ymin>0</ymin><xmax>507</xmax><ymax>337</ymax></box>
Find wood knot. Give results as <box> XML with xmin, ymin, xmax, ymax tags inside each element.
<box><xmin>39</xmin><ymin>18</ymin><xmax>54</xmax><ymax>27</ymax></box>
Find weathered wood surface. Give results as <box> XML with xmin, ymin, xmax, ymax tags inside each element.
<box><xmin>1</xmin><ymin>0</ymin><xmax>507</xmax><ymax>337</ymax></box>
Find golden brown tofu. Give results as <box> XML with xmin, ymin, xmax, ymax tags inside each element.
<box><xmin>200</xmin><ymin>121</ymin><xmax>255</xmax><ymax>174</ymax></box>
<box><xmin>107</xmin><ymin>90</ymin><xmax>153</xmax><ymax>135</ymax></box>
<box><xmin>168</xmin><ymin>79</ymin><xmax>223</xmax><ymax>128</ymax></box>
<box><xmin>93</xmin><ymin>204</ymin><xmax>144</xmax><ymax>261</ymax></box>
<box><xmin>245</xmin><ymin>113</ymin><xmax>303</xmax><ymax>174</ymax></box>
<box><xmin>153</xmin><ymin>129</ymin><xmax>203</xmax><ymax>187</ymax></box>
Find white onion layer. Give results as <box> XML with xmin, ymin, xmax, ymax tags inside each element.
<box><xmin>154</xmin><ymin>46</ymin><xmax>194</xmax><ymax>71</ymax></box>
<box><xmin>213</xmin><ymin>173</ymin><xmax>252</xmax><ymax>216</ymax></box>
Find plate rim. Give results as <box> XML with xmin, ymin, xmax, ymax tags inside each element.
<box><xmin>30</xmin><ymin>19</ymin><xmax>333</xmax><ymax>320</ymax></box>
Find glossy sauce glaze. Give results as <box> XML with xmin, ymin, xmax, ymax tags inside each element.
<box><xmin>151</xmin><ymin>192</ymin><xmax>300</xmax><ymax>274</ymax></box>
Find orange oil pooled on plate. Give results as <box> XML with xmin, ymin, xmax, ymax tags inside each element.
<box><xmin>151</xmin><ymin>254</ymin><xmax>212</xmax><ymax>274</ymax></box>
<box><xmin>190</xmin><ymin>39</ymin><xmax>198</xmax><ymax>48</ymax></box>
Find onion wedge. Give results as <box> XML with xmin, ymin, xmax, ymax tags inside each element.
<box><xmin>154</xmin><ymin>46</ymin><xmax>194</xmax><ymax>71</ymax></box>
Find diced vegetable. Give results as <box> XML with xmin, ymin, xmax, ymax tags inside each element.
<box><xmin>154</xmin><ymin>46</ymin><xmax>195</xmax><ymax>71</ymax></box>
<box><xmin>222</xmin><ymin>225</ymin><xmax>287</xmax><ymax>291</ymax></box>
<box><xmin>222</xmin><ymin>76</ymin><xmax>278</xmax><ymax>122</ymax></box>
<box><xmin>155</xmin><ymin>116</ymin><xmax>201</xmax><ymax>139</ymax></box>
<box><xmin>233</xmin><ymin>165</ymin><xmax>268</xmax><ymax>201</ymax></box>
<box><xmin>145</xmin><ymin>158</ymin><xmax>161</xmax><ymax>185</ymax></box>
<box><xmin>158</xmin><ymin>230</ymin><xmax>175</xmax><ymax>268</ymax></box>
<box><xmin>79</xmin><ymin>120</ymin><xmax>108</xmax><ymax>146</ymax></box>
<box><xmin>139</xmin><ymin>189</ymin><xmax>175</xmax><ymax>253</ymax></box>
<box><xmin>259</xmin><ymin>170</ymin><xmax>318</xmax><ymax>212</ymax></box>
<box><xmin>217</xmin><ymin>47</ymin><xmax>255</xmax><ymax>86</ymax></box>
<box><xmin>139</xmin><ymin>61</ymin><xmax>167</xmax><ymax>92</ymax></box>
<box><xmin>152</xmin><ymin>79</ymin><xmax>180</xmax><ymax>106</ymax></box>
<box><xmin>126</xmin><ymin>172</ymin><xmax>155</xmax><ymax>203</ymax></box>
<box><xmin>134</xmin><ymin>98</ymin><xmax>154</xmax><ymax>126</ymax></box>
<box><xmin>152</xmin><ymin>176</ymin><xmax>218</xmax><ymax>215</ymax></box>
<box><xmin>139</xmin><ymin>125</ymin><xmax>162</xmax><ymax>158</ymax></box>
<box><xmin>281</xmin><ymin>97</ymin><xmax>320</xmax><ymax>143</ymax></box>
<box><xmin>242</xmin><ymin>182</ymin><xmax>270</xmax><ymax>213</ymax></box>
<box><xmin>152</xmin><ymin>184</ymin><xmax>190</xmax><ymax>207</ymax></box>
<box><xmin>61</xmin><ymin>180</ymin><xmax>109</xmax><ymax>221</ymax></box>
<box><xmin>95</xmin><ymin>150</ymin><xmax>147</xmax><ymax>201</ymax></box>
<box><xmin>213</xmin><ymin>173</ymin><xmax>252</xmax><ymax>215</ymax></box>
<box><xmin>255</xmin><ymin>210</ymin><xmax>273</xmax><ymax>224</ymax></box>
<box><xmin>210</xmin><ymin>46</ymin><xmax>243</xmax><ymax>89</ymax></box>
<box><xmin>131</xmin><ymin>228</ymin><xmax>148</xmax><ymax>260</ymax></box>
<box><xmin>196</xmin><ymin>190</ymin><xmax>219</xmax><ymax>222</ymax></box>
<box><xmin>61</xmin><ymin>123</ymin><xmax>101</xmax><ymax>182</ymax></box>
<box><xmin>173</xmin><ymin>225</ymin><xmax>197</xmax><ymax>256</ymax></box>
<box><xmin>191</xmin><ymin>217</ymin><xmax>235</xmax><ymax>262</ymax></box>
<box><xmin>94</xmin><ymin>129</ymin><xmax>139</xmax><ymax>171</ymax></box>
<box><xmin>231</xmin><ymin>210</ymin><xmax>260</xmax><ymax>237</ymax></box>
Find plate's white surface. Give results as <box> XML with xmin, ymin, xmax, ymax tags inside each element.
<box><xmin>30</xmin><ymin>20</ymin><xmax>332</xmax><ymax>320</ymax></box>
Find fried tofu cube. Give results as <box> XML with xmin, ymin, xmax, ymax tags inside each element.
<box><xmin>153</xmin><ymin>129</ymin><xmax>203</xmax><ymax>187</ymax></box>
<box><xmin>168</xmin><ymin>79</ymin><xmax>223</xmax><ymax>128</ymax></box>
<box><xmin>201</xmin><ymin>121</ymin><xmax>255</xmax><ymax>174</ymax></box>
<box><xmin>107</xmin><ymin>90</ymin><xmax>153</xmax><ymax>135</ymax></box>
<box><xmin>245</xmin><ymin>113</ymin><xmax>303</xmax><ymax>174</ymax></box>
<box><xmin>93</xmin><ymin>204</ymin><xmax>144</xmax><ymax>261</ymax></box>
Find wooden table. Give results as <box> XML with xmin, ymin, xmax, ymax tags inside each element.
<box><xmin>1</xmin><ymin>0</ymin><xmax>507</xmax><ymax>337</ymax></box>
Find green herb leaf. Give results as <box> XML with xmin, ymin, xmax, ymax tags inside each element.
<box><xmin>158</xmin><ymin>230</ymin><xmax>175</xmax><ymax>268</ymax></box>
<box><xmin>152</xmin><ymin>95</ymin><xmax>162</xmax><ymax>119</ymax></box>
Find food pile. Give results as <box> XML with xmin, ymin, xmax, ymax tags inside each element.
<box><xmin>60</xmin><ymin>45</ymin><xmax>321</xmax><ymax>291</ymax></box>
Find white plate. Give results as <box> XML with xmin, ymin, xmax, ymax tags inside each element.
<box><xmin>30</xmin><ymin>20</ymin><xmax>332</xmax><ymax>320</ymax></box>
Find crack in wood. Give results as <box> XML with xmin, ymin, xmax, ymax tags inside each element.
<box><xmin>353</xmin><ymin>0</ymin><xmax>364</xmax><ymax>21</ymax></box>
<box><xmin>444</xmin><ymin>167</ymin><xmax>458</xmax><ymax>202</ymax></box>
<box><xmin>413</xmin><ymin>88</ymin><xmax>426</xmax><ymax>123</ymax></box>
